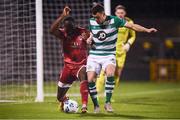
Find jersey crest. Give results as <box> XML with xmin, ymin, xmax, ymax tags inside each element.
<box><xmin>97</xmin><ymin>31</ymin><xmax>107</xmax><ymax>41</ymax></box>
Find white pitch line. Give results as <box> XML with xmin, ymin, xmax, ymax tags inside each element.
<box><xmin>0</xmin><ymin>100</ymin><xmax>17</xmax><ymax>103</ymax></box>
<box><xmin>44</xmin><ymin>88</ymin><xmax>180</xmax><ymax>97</ymax></box>
<box><xmin>120</xmin><ymin>88</ymin><xmax>180</xmax><ymax>97</ymax></box>
<box><xmin>1</xmin><ymin>88</ymin><xmax>180</xmax><ymax>104</ymax></box>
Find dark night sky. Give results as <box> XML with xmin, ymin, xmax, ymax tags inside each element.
<box><xmin>110</xmin><ymin>0</ymin><xmax>180</xmax><ymax>37</ymax></box>
<box><xmin>111</xmin><ymin>0</ymin><xmax>180</xmax><ymax>19</ymax></box>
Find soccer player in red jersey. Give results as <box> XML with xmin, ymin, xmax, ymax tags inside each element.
<box><xmin>50</xmin><ymin>6</ymin><xmax>90</xmax><ymax>113</ymax></box>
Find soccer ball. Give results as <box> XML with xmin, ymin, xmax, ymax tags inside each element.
<box><xmin>63</xmin><ymin>99</ymin><xmax>79</xmax><ymax>113</ymax></box>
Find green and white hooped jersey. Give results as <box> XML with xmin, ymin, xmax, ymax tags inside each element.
<box><xmin>89</xmin><ymin>15</ymin><xmax>126</xmax><ymax>56</ymax></box>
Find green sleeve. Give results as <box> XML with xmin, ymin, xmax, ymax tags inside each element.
<box><xmin>114</xmin><ymin>16</ymin><xmax>126</xmax><ymax>28</ymax></box>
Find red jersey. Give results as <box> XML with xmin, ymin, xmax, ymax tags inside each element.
<box><xmin>59</xmin><ymin>27</ymin><xmax>88</xmax><ymax>67</ymax></box>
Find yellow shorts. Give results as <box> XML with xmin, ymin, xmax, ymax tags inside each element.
<box><xmin>116</xmin><ymin>52</ymin><xmax>127</xmax><ymax>68</ymax></box>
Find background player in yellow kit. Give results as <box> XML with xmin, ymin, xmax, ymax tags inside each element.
<box><xmin>96</xmin><ymin>5</ymin><xmax>136</xmax><ymax>93</ymax></box>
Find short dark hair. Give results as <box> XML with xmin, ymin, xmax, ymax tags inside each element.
<box><xmin>91</xmin><ymin>3</ymin><xmax>104</xmax><ymax>15</ymax></box>
<box><xmin>115</xmin><ymin>5</ymin><xmax>126</xmax><ymax>11</ymax></box>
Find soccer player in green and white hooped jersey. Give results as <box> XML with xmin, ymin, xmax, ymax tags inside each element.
<box><xmin>86</xmin><ymin>4</ymin><xmax>157</xmax><ymax>113</ymax></box>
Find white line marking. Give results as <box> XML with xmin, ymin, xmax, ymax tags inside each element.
<box><xmin>44</xmin><ymin>88</ymin><xmax>180</xmax><ymax>97</ymax></box>
<box><xmin>120</xmin><ymin>88</ymin><xmax>180</xmax><ymax>97</ymax></box>
<box><xmin>0</xmin><ymin>100</ymin><xmax>17</xmax><ymax>103</ymax></box>
<box><xmin>1</xmin><ymin>88</ymin><xmax>179</xmax><ymax>103</ymax></box>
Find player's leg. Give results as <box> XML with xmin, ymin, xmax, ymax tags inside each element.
<box><xmin>86</xmin><ymin>56</ymin><xmax>101</xmax><ymax>113</ymax></box>
<box><xmin>77</xmin><ymin>65</ymin><xmax>88</xmax><ymax>113</ymax></box>
<box><xmin>103</xmin><ymin>56</ymin><xmax>116</xmax><ymax>112</ymax></box>
<box><xmin>57</xmin><ymin>82</ymin><xmax>70</xmax><ymax>111</ymax></box>
<box><xmin>96</xmin><ymin>70</ymin><xmax>105</xmax><ymax>93</ymax></box>
<box><xmin>57</xmin><ymin>84</ymin><xmax>70</xmax><ymax>102</ymax></box>
<box><xmin>115</xmin><ymin>67</ymin><xmax>123</xmax><ymax>87</ymax></box>
<box><xmin>115</xmin><ymin>53</ymin><xmax>126</xmax><ymax>87</ymax></box>
<box><xmin>87</xmin><ymin>71</ymin><xmax>100</xmax><ymax>113</ymax></box>
<box><xmin>105</xmin><ymin>64</ymin><xmax>116</xmax><ymax>103</ymax></box>
<box><xmin>104</xmin><ymin>64</ymin><xmax>116</xmax><ymax>112</ymax></box>
<box><xmin>57</xmin><ymin>66</ymin><xmax>73</xmax><ymax>111</ymax></box>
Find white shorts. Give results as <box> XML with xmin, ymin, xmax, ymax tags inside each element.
<box><xmin>86</xmin><ymin>55</ymin><xmax>116</xmax><ymax>75</ymax></box>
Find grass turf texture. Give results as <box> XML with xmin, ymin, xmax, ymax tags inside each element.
<box><xmin>0</xmin><ymin>81</ymin><xmax>180</xmax><ymax>119</ymax></box>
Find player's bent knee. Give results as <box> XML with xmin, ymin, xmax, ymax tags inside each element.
<box><xmin>106</xmin><ymin>68</ymin><xmax>115</xmax><ymax>77</ymax></box>
<box><xmin>87</xmin><ymin>71</ymin><xmax>96</xmax><ymax>82</ymax></box>
<box><xmin>105</xmin><ymin>65</ymin><xmax>115</xmax><ymax>77</ymax></box>
<box><xmin>106</xmin><ymin>70</ymin><xmax>115</xmax><ymax>77</ymax></box>
<box><xmin>106</xmin><ymin>72</ymin><xmax>114</xmax><ymax>77</ymax></box>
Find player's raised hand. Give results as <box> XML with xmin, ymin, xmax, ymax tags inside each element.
<box><xmin>62</xmin><ymin>6</ymin><xmax>71</xmax><ymax>16</ymax></box>
<box><xmin>146</xmin><ymin>28</ymin><xmax>157</xmax><ymax>33</ymax></box>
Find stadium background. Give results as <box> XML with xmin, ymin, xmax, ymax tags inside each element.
<box><xmin>0</xmin><ymin>0</ymin><xmax>180</xmax><ymax>119</ymax></box>
<box><xmin>0</xmin><ymin>0</ymin><xmax>180</xmax><ymax>101</ymax></box>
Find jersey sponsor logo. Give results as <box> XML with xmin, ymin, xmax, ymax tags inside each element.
<box><xmin>70</xmin><ymin>36</ymin><xmax>83</xmax><ymax>48</ymax></box>
<box><xmin>71</xmin><ymin>42</ymin><xmax>80</xmax><ymax>48</ymax></box>
<box><xmin>97</xmin><ymin>31</ymin><xmax>107</xmax><ymax>41</ymax></box>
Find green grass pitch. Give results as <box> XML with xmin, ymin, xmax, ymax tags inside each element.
<box><xmin>0</xmin><ymin>81</ymin><xmax>180</xmax><ymax>119</ymax></box>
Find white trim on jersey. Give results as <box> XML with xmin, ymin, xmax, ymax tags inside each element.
<box><xmin>89</xmin><ymin>50</ymin><xmax>115</xmax><ymax>54</ymax></box>
<box><xmin>91</xmin><ymin>27</ymin><xmax>116</xmax><ymax>34</ymax></box>
<box><xmin>92</xmin><ymin>44</ymin><xmax>116</xmax><ymax>50</ymax></box>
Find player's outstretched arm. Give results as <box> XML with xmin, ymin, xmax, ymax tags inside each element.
<box><xmin>50</xmin><ymin>6</ymin><xmax>71</xmax><ymax>38</ymax></box>
<box><xmin>124</xmin><ymin>22</ymin><xmax>157</xmax><ymax>33</ymax></box>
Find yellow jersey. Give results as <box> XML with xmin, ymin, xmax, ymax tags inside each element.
<box><xmin>116</xmin><ymin>17</ymin><xmax>136</xmax><ymax>54</ymax></box>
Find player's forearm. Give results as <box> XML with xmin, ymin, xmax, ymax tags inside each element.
<box><xmin>131</xmin><ymin>24</ymin><xmax>150</xmax><ymax>32</ymax></box>
<box><xmin>50</xmin><ymin>14</ymin><xmax>65</xmax><ymax>33</ymax></box>
<box><xmin>125</xmin><ymin>22</ymin><xmax>157</xmax><ymax>33</ymax></box>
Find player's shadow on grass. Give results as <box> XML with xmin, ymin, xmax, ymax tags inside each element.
<box><xmin>79</xmin><ymin>113</ymin><xmax>153</xmax><ymax>119</ymax></box>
